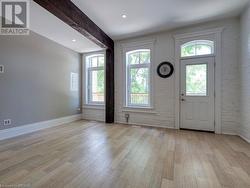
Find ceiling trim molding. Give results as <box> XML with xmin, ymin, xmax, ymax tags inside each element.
<box><xmin>173</xmin><ymin>27</ymin><xmax>224</xmax><ymax>40</ymax></box>
<box><xmin>120</xmin><ymin>38</ymin><xmax>156</xmax><ymax>49</ymax></box>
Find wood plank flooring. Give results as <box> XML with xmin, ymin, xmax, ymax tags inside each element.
<box><xmin>0</xmin><ymin>120</ymin><xmax>250</xmax><ymax>188</ymax></box>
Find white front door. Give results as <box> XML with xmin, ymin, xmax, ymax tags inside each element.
<box><xmin>180</xmin><ymin>57</ymin><xmax>215</xmax><ymax>131</ymax></box>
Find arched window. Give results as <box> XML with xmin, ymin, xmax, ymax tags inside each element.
<box><xmin>125</xmin><ymin>49</ymin><xmax>151</xmax><ymax>107</ymax></box>
<box><xmin>181</xmin><ymin>40</ymin><xmax>214</xmax><ymax>57</ymax></box>
<box><xmin>85</xmin><ymin>53</ymin><xmax>105</xmax><ymax>104</ymax></box>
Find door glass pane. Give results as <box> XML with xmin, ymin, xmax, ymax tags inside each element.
<box><xmin>186</xmin><ymin>64</ymin><xmax>207</xmax><ymax>96</ymax></box>
<box><xmin>130</xmin><ymin>67</ymin><xmax>149</xmax><ymax>105</ymax></box>
<box><xmin>91</xmin><ymin>70</ymin><xmax>104</xmax><ymax>102</ymax></box>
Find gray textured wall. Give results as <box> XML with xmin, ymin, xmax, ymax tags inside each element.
<box><xmin>0</xmin><ymin>31</ymin><xmax>81</xmax><ymax>130</ymax></box>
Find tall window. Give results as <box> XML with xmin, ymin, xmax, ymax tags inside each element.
<box><xmin>86</xmin><ymin>54</ymin><xmax>105</xmax><ymax>105</ymax></box>
<box><xmin>126</xmin><ymin>49</ymin><xmax>151</xmax><ymax>107</ymax></box>
<box><xmin>181</xmin><ymin>40</ymin><xmax>214</xmax><ymax>57</ymax></box>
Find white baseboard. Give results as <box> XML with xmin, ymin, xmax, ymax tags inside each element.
<box><xmin>115</xmin><ymin>122</ymin><xmax>250</xmax><ymax>144</ymax></box>
<box><xmin>115</xmin><ymin>121</ymin><xmax>176</xmax><ymax>130</ymax></box>
<box><xmin>82</xmin><ymin>116</ymin><xmax>105</xmax><ymax>122</ymax></box>
<box><xmin>1</xmin><ymin>116</ymin><xmax>249</xmax><ymax>144</ymax></box>
<box><xmin>222</xmin><ymin>131</ymin><xmax>250</xmax><ymax>144</ymax></box>
<box><xmin>0</xmin><ymin>114</ymin><xmax>82</xmax><ymax>141</ymax></box>
<box><xmin>221</xmin><ymin>131</ymin><xmax>237</xmax><ymax>136</ymax></box>
<box><xmin>239</xmin><ymin>134</ymin><xmax>250</xmax><ymax>143</ymax></box>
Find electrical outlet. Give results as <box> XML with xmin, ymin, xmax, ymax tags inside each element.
<box><xmin>4</xmin><ymin>119</ymin><xmax>11</xmax><ymax>126</ymax></box>
<box><xmin>0</xmin><ymin>65</ymin><xmax>4</xmax><ymax>73</ymax></box>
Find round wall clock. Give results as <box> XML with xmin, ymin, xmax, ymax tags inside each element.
<box><xmin>157</xmin><ymin>62</ymin><xmax>174</xmax><ymax>78</ymax></box>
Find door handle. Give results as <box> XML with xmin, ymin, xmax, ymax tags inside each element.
<box><xmin>181</xmin><ymin>98</ymin><xmax>185</xmax><ymax>102</ymax></box>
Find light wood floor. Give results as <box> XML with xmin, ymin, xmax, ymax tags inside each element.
<box><xmin>0</xmin><ymin>121</ymin><xmax>250</xmax><ymax>188</ymax></box>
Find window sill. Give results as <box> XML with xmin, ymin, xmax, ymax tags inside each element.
<box><xmin>122</xmin><ymin>106</ymin><xmax>158</xmax><ymax>114</ymax></box>
<box><xmin>82</xmin><ymin>104</ymin><xmax>105</xmax><ymax>110</ymax></box>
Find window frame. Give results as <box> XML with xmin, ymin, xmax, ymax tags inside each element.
<box><xmin>181</xmin><ymin>40</ymin><xmax>215</xmax><ymax>58</ymax></box>
<box><xmin>126</xmin><ymin>50</ymin><xmax>151</xmax><ymax>107</ymax></box>
<box><xmin>122</xmin><ymin>40</ymin><xmax>155</xmax><ymax>109</ymax></box>
<box><xmin>85</xmin><ymin>52</ymin><xmax>105</xmax><ymax>106</ymax></box>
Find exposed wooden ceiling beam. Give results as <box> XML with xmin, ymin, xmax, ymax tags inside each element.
<box><xmin>33</xmin><ymin>0</ymin><xmax>114</xmax><ymax>49</ymax></box>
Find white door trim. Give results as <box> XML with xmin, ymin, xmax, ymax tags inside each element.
<box><xmin>174</xmin><ymin>27</ymin><xmax>224</xmax><ymax>134</ymax></box>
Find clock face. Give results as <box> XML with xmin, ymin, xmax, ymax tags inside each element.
<box><xmin>159</xmin><ymin>64</ymin><xmax>171</xmax><ymax>75</ymax></box>
<box><xmin>157</xmin><ymin>62</ymin><xmax>174</xmax><ymax>78</ymax></box>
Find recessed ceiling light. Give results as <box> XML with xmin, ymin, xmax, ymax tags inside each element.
<box><xmin>72</xmin><ymin>39</ymin><xmax>76</xmax><ymax>42</ymax></box>
<box><xmin>122</xmin><ymin>14</ymin><xmax>127</xmax><ymax>19</ymax></box>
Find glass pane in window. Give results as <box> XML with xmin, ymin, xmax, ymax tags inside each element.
<box><xmin>140</xmin><ymin>51</ymin><xmax>150</xmax><ymax>64</ymax></box>
<box><xmin>196</xmin><ymin>44</ymin><xmax>212</xmax><ymax>56</ymax></box>
<box><xmin>181</xmin><ymin>44</ymin><xmax>195</xmax><ymax>57</ymax></box>
<box><xmin>128</xmin><ymin>52</ymin><xmax>140</xmax><ymax>64</ymax></box>
<box><xmin>130</xmin><ymin>67</ymin><xmax>149</xmax><ymax>105</ymax></box>
<box><xmin>186</xmin><ymin>64</ymin><xmax>207</xmax><ymax>96</ymax></box>
<box><xmin>98</xmin><ymin>56</ymin><xmax>104</xmax><ymax>67</ymax></box>
<box><xmin>91</xmin><ymin>57</ymin><xmax>98</xmax><ymax>67</ymax></box>
<box><xmin>91</xmin><ymin>70</ymin><xmax>104</xmax><ymax>102</ymax></box>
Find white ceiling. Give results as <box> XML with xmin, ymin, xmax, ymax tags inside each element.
<box><xmin>72</xmin><ymin>0</ymin><xmax>250</xmax><ymax>40</ymax></box>
<box><xmin>30</xmin><ymin>1</ymin><xmax>102</xmax><ymax>53</ymax></box>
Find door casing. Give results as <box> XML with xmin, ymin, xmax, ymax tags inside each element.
<box><xmin>174</xmin><ymin>28</ymin><xmax>223</xmax><ymax>134</ymax></box>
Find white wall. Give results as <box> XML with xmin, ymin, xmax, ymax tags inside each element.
<box><xmin>81</xmin><ymin>18</ymin><xmax>241</xmax><ymax>134</ymax></box>
<box><xmin>239</xmin><ymin>5</ymin><xmax>250</xmax><ymax>141</ymax></box>
<box><xmin>114</xmin><ymin>18</ymin><xmax>240</xmax><ymax>134</ymax></box>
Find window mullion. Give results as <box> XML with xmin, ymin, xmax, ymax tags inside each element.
<box><xmin>129</xmin><ymin>64</ymin><xmax>149</xmax><ymax>69</ymax></box>
<box><xmin>127</xmin><ymin>66</ymin><xmax>131</xmax><ymax>106</ymax></box>
<box><xmin>90</xmin><ymin>67</ymin><xmax>104</xmax><ymax>71</ymax></box>
<box><xmin>88</xmin><ymin>69</ymin><xmax>92</xmax><ymax>103</ymax></box>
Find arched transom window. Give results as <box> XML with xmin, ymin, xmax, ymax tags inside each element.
<box><xmin>181</xmin><ymin>40</ymin><xmax>214</xmax><ymax>58</ymax></box>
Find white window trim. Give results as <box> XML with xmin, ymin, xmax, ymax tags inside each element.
<box><xmin>174</xmin><ymin>27</ymin><xmax>224</xmax><ymax>134</ymax></box>
<box><xmin>121</xmin><ymin>39</ymin><xmax>156</xmax><ymax>110</ymax></box>
<box><xmin>82</xmin><ymin>51</ymin><xmax>106</xmax><ymax>108</ymax></box>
